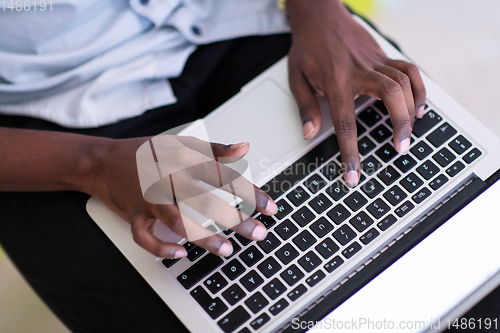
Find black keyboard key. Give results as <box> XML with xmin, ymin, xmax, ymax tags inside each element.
<box><xmin>257</xmin><ymin>233</ymin><xmax>281</xmax><ymax>254</ymax></box>
<box><xmin>275</xmin><ymin>219</ymin><xmax>298</xmax><ymax>241</ymax></box>
<box><xmin>446</xmin><ymin>161</ymin><xmax>465</xmax><ymax>177</ymax></box>
<box><xmin>275</xmin><ymin>243</ymin><xmax>299</xmax><ymax>265</ymax></box>
<box><xmin>327</xmin><ymin>204</ymin><xmax>351</xmax><ymax>225</ymax></box>
<box><xmin>306</xmin><ymin>270</ymin><xmax>326</xmax><ymax>287</ymax></box>
<box><xmin>427</xmin><ymin>122</ymin><xmax>457</xmax><ymax>147</ymax></box>
<box><xmin>218</xmin><ymin>306</ymin><xmax>250</xmax><ymax>333</ymax></box>
<box><xmin>370</xmin><ymin>124</ymin><xmax>393</xmax><ymax>143</ymax></box>
<box><xmin>222</xmin><ymin>284</ymin><xmax>246</xmax><ymax>306</ymax></box>
<box><xmin>256</xmin><ymin>214</ymin><xmax>276</xmax><ymax>230</ymax></box>
<box><xmin>449</xmin><ymin>135</ymin><xmax>472</xmax><ymax>155</ymax></box>
<box><xmin>310</xmin><ymin>217</ymin><xmax>334</xmax><ymax>238</ymax></box>
<box><xmin>186</xmin><ymin>246</ymin><xmax>206</xmax><ymax>261</ymax></box>
<box><xmin>395</xmin><ymin>201</ymin><xmax>415</xmax><ymax>217</ymax></box>
<box><xmin>222</xmin><ymin>259</ymin><xmax>246</xmax><ymax>281</ymax></box>
<box><xmin>281</xmin><ymin>264</ymin><xmax>305</xmax><ymax>286</ymax></box>
<box><xmin>411</xmin><ymin>140</ymin><xmax>434</xmax><ymax>160</ymax></box>
<box><xmin>383</xmin><ymin>185</ymin><xmax>407</xmax><ymax>206</ymax></box>
<box><xmin>377</xmin><ymin>165</ymin><xmax>401</xmax><ymax>186</ymax></box>
<box><xmin>400</xmin><ymin>172</ymin><xmax>424</xmax><ymax>193</ymax></box>
<box><xmin>416</xmin><ymin>160</ymin><xmax>440</xmax><ymax>180</ymax></box>
<box><xmin>332</xmin><ymin>224</ymin><xmax>357</xmax><ymax>246</ymax></box>
<box><xmin>412</xmin><ymin>110</ymin><xmax>442</xmax><ymax>137</ymax></box>
<box><xmin>367</xmin><ymin>198</ymin><xmax>391</xmax><ymax>219</ymax></box>
<box><xmin>360</xmin><ymin>228</ymin><xmax>380</xmax><ymax>245</ymax></box>
<box><xmin>215</xmin><ymin>222</ymin><xmax>233</xmax><ymax>236</ymax></box>
<box><xmin>286</xmin><ymin>186</ymin><xmax>310</xmax><ymax>207</ymax></box>
<box><xmin>358</xmin><ymin>136</ymin><xmax>377</xmax><ymax>155</ymax></box>
<box><xmin>361</xmin><ymin>155</ymin><xmax>383</xmax><ymax>176</ymax></box>
<box><xmin>412</xmin><ymin>187</ymin><xmax>432</xmax><ymax>204</ymax></box>
<box><xmin>162</xmin><ymin>258</ymin><xmax>179</xmax><ymax>268</ymax></box>
<box><xmin>359</xmin><ymin>107</ymin><xmax>383</xmax><ymax>127</ymax></box>
<box><xmin>287</xmin><ymin>284</ymin><xmax>307</xmax><ymax>302</ymax></box>
<box><xmin>324</xmin><ymin>256</ymin><xmax>344</xmax><ymax>273</ymax></box>
<box><xmin>304</xmin><ymin>174</ymin><xmax>328</xmax><ymax>194</ymax></box>
<box><xmin>292</xmin><ymin>230</ymin><xmax>317</xmax><ymax>251</ymax></box>
<box><xmin>315</xmin><ymin>238</ymin><xmax>340</xmax><ymax>259</ymax></box>
<box><xmin>263</xmin><ymin>278</ymin><xmax>287</xmax><ymax>300</ymax></box>
<box><xmin>269</xmin><ymin>298</ymin><xmax>289</xmax><ymax>316</ymax></box>
<box><xmin>321</xmin><ymin>161</ymin><xmax>342</xmax><ymax>181</ymax></box>
<box><xmin>429</xmin><ymin>174</ymin><xmax>448</xmax><ymax>190</ymax></box>
<box><xmin>257</xmin><ymin>257</ymin><xmax>282</xmax><ymax>278</ymax></box>
<box><xmin>250</xmin><ymin>313</ymin><xmax>270</xmax><ymax>331</ymax></box>
<box><xmin>262</xmin><ymin>133</ymin><xmax>340</xmax><ymax>200</ymax></box>
<box><xmin>377</xmin><ymin>214</ymin><xmax>397</xmax><ymax>231</ymax></box>
<box><xmin>349</xmin><ymin>211</ymin><xmax>374</xmax><ymax>232</ymax></box>
<box><xmin>225</xmin><ymin>238</ymin><xmax>242</xmax><ymax>259</ymax></box>
<box><xmin>326</xmin><ymin>180</ymin><xmax>350</xmax><ymax>201</ymax></box>
<box><xmin>275</xmin><ymin>199</ymin><xmax>293</xmax><ymax>220</ymax></box>
<box><xmin>177</xmin><ymin>254</ymin><xmax>223</xmax><ymax>289</ymax></box>
<box><xmin>183</xmin><ymin>242</ymin><xmax>197</xmax><ymax>253</ymax></box>
<box><xmin>298</xmin><ymin>251</ymin><xmax>322</xmax><ymax>273</ymax></box>
<box><xmin>235</xmin><ymin>233</ymin><xmax>251</xmax><ymax>246</ymax></box>
<box><xmin>191</xmin><ymin>286</ymin><xmax>228</xmax><ymax>319</ymax></box>
<box><xmin>376</xmin><ymin>143</ymin><xmax>398</xmax><ymax>163</ymax></box>
<box><xmin>309</xmin><ymin>193</ymin><xmax>333</xmax><ymax>214</ymax></box>
<box><xmin>343</xmin><ymin>191</ymin><xmax>368</xmax><ymax>212</ymax></box>
<box><xmin>245</xmin><ymin>292</ymin><xmax>269</xmax><ymax>314</ymax></box>
<box><xmin>374</xmin><ymin>100</ymin><xmax>389</xmax><ymax>115</ymax></box>
<box><xmin>292</xmin><ymin>206</ymin><xmax>315</xmax><ymax>227</ymax></box>
<box><xmin>433</xmin><ymin>147</ymin><xmax>456</xmax><ymax>167</ymax></box>
<box><xmin>357</xmin><ymin>120</ymin><xmax>367</xmax><ymax>137</ymax></box>
<box><xmin>394</xmin><ymin>154</ymin><xmax>417</xmax><ymax>173</ymax></box>
<box><xmin>240</xmin><ymin>270</ymin><xmax>264</xmax><ymax>292</ymax></box>
<box><xmin>204</xmin><ymin>272</ymin><xmax>228</xmax><ymax>294</ymax></box>
<box><xmin>342</xmin><ymin>241</ymin><xmax>362</xmax><ymax>259</ymax></box>
<box><xmin>239</xmin><ymin>246</ymin><xmax>263</xmax><ymax>267</ymax></box>
<box><xmin>239</xmin><ymin>327</ymin><xmax>250</xmax><ymax>333</ymax></box>
<box><xmin>463</xmin><ymin>148</ymin><xmax>482</xmax><ymax>164</ymax></box>
<box><xmin>361</xmin><ymin>178</ymin><xmax>384</xmax><ymax>199</ymax></box>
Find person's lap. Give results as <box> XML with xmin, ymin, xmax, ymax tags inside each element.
<box><xmin>0</xmin><ymin>34</ymin><xmax>291</xmax><ymax>333</ymax></box>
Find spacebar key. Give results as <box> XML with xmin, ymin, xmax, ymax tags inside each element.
<box><xmin>177</xmin><ymin>254</ymin><xmax>223</xmax><ymax>289</ymax></box>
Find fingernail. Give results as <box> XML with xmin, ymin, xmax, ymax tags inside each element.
<box><xmin>303</xmin><ymin>121</ymin><xmax>315</xmax><ymax>139</ymax></box>
<box><xmin>416</xmin><ymin>106</ymin><xmax>425</xmax><ymax>119</ymax></box>
<box><xmin>238</xmin><ymin>142</ymin><xmax>249</xmax><ymax>149</ymax></box>
<box><xmin>174</xmin><ymin>249</ymin><xmax>187</xmax><ymax>258</ymax></box>
<box><xmin>251</xmin><ymin>224</ymin><xmax>267</xmax><ymax>241</ymax></box>
<box><xmin>266</xmin><ymin>200</ymin><xmax>278</xmax><ymax>215</ymax></box>
<box><xmin>398</xmin><ymin>138</ymin><xmax>410</xmax><ymax>155</ymax></box>
<box><xmin>218</xmin><ymin>242</ymin><xmax>233</xmax><ymax>257</ymax></box>
<box><xmin>344</xmin><ymin>170</ymin><xmax>359</xmax><ymax>187</ymax></box>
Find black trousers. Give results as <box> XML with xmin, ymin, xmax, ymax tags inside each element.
<box><xmin>0</xmin><ymin>34</ymin><xmax>291</xmax><ymax>333</ymax></box>
<box><xmin>1</xmin><ymin>32</ymin><xmax>498</xmax><ymax>333</ymax></box>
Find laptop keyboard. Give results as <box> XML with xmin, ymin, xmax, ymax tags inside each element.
<box><xmin>163</xmin><ymin>101</ymin><xmax>483</xmax><ymax>333</ymax></box>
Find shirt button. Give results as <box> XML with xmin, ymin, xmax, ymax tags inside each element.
<box><xmin>140</xmin><ymin>0</ymin><xmax>149</xmax><ymax>5</ymax></box>
<box><xmin>191</xmin><ymin>25</ymin><xmax>202</xmax><ymax>36</ymax></box>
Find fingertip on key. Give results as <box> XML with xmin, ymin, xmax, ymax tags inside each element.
<box><xmin>218</xmin><ymin>242</ymin><xmax>233</xmax><ymax>257</ymax></box>
<box><xmin>344</xmin><ymin>170</ymin><xmax>359</xmax><ymax>187</ymax></box>
<box><xmin>266</xmin><ymin>200</ymin><xmax>278</xmax><ymax>215</ymax></box>
<box><xmin>251</xmin><ymin>224</ymin><xmax>267</xmax><ymax>241</ymax></box>
<box><xmin>398</xmin><ymin>138</ymin><xmax>410</xmax><ymax>155</ymax></box>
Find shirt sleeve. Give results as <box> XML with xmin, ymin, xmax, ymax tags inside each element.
<box><xmin>130</xmin><ymin>0</ymin><xmax>290</xmax><ymax>44</ymax></box>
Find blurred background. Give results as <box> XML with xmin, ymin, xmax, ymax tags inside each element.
<box><xmin>1</xmin><ymin>0</ymin><xmax>499</xmax><ymax>332</ymax></box>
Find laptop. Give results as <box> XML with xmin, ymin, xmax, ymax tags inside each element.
<box><xmin>86</xmin><ymin>15</ymin><xmax>500</xmax><ymax>333</ymax></box>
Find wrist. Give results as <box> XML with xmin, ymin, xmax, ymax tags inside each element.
<box><xmin>76</xmin><ymin>137</ymin><xmax>113</xmax><ymax>196</ymax></box>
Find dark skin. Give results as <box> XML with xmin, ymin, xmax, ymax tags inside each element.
<box><xmin>0</xmin><ymin>0</ymin><xmax>426</xmax><ymax>258</ymax></box>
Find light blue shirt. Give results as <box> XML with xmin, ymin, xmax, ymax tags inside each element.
<box><xmin>0</xmin><ymin>0</ymin><xmax>289</xmax><ymax>128</ymax></box>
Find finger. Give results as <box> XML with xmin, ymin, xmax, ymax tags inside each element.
<box><xmin>386</xmin><ymin>59</ymin><xmax>427</xmax><ymax>118</ymax></box>
<box><xmin>326</xmin><ymin>89</ymin><xmax>360</xmax><ymax>187</ymax></box>
<box><xmin>364</xmin><ymin>71</ymin><xmax>411</xmax><ymax>154</ymax></box>
<box><xmin>185</xmin><ymin>160</ymin><xmax>277</xmax><ymax>215</ymax></box>
<box><xmin>130</xmin><ymin>214</ymin><xmax>187</xmax><ymax>259</ymax></box>
<box><xmin>289</xmin><ymin>69</ymin><xmax>322</xmax><ymax>139</ymax></box>
<box><xmin>375</xmin><ymin>65</ymin><xmax>416</xmax><ymax>126</ymax></box>
<box><xmin>231</xmin><ymin>217</ymin><xmax>268</xmax><ymax>241</ymax></box>
<box><xmin>176</xmin><ymin>136</ymin><xmax>250</xmax><ymax>164</ymax></box>
<box><xmin>153</xmin><ymin>205</ymin><xmax>236</xmax><ymax>256</ymax></box>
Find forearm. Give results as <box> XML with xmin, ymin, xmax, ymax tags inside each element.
<box><xmin>0</xmin><ymin>127</ymin><xmax>110</xmax><ymax>194</ymax></box>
